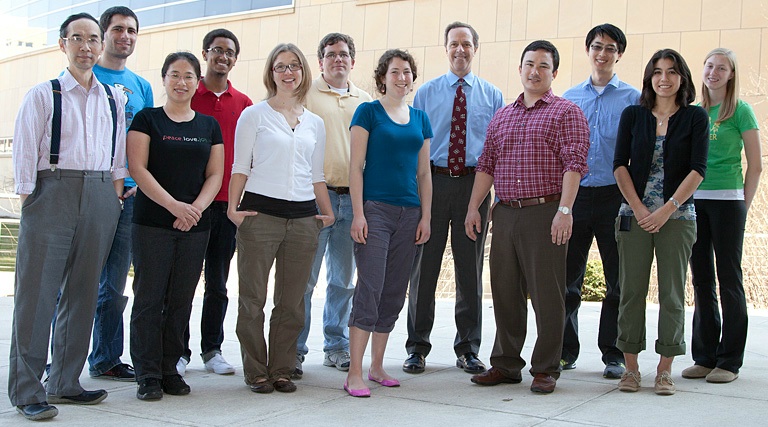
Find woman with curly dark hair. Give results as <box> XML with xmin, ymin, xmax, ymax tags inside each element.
<box><xmin>345</xmin><ymin>49</ymin><xmax>432</xmax><ymax>397</ymax></box>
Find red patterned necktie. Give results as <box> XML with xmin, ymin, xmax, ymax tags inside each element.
<box><xmin>449</xmin><ymin>78</ymin><xmax>467</xmax><ymax>174</ymax></box>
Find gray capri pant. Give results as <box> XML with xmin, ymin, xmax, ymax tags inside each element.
<box><xmin>349</xmin><ymin>200</ymin><xmax>421</xmax><ymax>333</ymax></box>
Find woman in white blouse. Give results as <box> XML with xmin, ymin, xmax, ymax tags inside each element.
<box><xmin>228</xmin><ymin>43</ymin><xmax>334</xmax><ymax>395</ymax></box>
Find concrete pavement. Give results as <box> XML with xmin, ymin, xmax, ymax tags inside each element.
<box><xmin>1</xmin><ymin>285</ymin><xmax>767</xmax><ymax>425</ymax></box>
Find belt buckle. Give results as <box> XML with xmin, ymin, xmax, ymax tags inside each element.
<box><xmin>509</xmin><ymin>199</ymin><xmax>522</xmax><ymax>208</ymax></box>
<box><xmin>449</xmin><ymin>167</ymin><xmax>461</xmax><ymax>178</ymax></box>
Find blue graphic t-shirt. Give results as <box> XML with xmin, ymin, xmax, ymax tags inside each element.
<box><xmin>93</xmin><ymin>64</ymin><xmax>154</xmax><ymax>187</ymax></box>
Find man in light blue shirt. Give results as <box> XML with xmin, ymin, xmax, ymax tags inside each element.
<box><xmin>561</xmin><ymin>23</ymin><xmax>639</xmax><ymax>379</ymax></box>
<box><xmin>403</xmin><ymin>21</ymin><xmax>504</xmax><ymax>375</ymax></box>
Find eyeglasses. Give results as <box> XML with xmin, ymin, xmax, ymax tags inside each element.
<box><xmin>166</xmin><ymin>73</ymin><xmax>197</xmax><ymax>83</ymax></box>
<box><xmin>62</xmin><ymin>35</ymin><xmax>101</xmax><ymax>48</ymax></box>
<box><xmin>272</xmin><ymin>63</ymin><xmax>302</xmax><ymax>73</ymax></box>
<box><xmin>590</xmin><ymin>44</ymin><xmax>618</xmax><ymax>54</ymax></box>
<box><xmin>207</xmin><ymin>46</ymin><xmax>236</xmax><ymax>58</ymax></box>
<box><xmin>324</xmin><ymin>52</ymin><xmax>351</xmax><ymax>60</ymax></box>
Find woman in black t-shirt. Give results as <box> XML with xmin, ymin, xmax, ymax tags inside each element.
<box><xmin>127</xmin><ymin>52</ymin><xmax>224</xmax><ymax>401</ymax></box>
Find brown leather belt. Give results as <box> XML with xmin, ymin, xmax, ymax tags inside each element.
<box><xmin>430</xmin><ymin>164</ymin><xmax>476</xmax><ymax>177</ymax></box>
<box><xmin>327</xmin><ymin>186</ymin><xmax>350</xmax><ymax>195</ymax></box>
<box><xmin>499</xmin><ymin>193</ymin><xmax>561</xmax><ymax>208</ymax></box>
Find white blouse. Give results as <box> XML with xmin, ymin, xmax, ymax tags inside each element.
<box><xmin>233</xmin><ymin>100</ymin><xmax>326</xmax><ymax>202</ymax></box>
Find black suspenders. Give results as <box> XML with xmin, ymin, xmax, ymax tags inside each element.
<box><xmin>49</xmin><ymin>79</ymin><xmax>118</xmax><ymax>171</ymax></box>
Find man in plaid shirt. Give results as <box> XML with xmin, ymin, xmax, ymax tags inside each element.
<box><xmin>465</xmin><ymin>40</ymin><xmax>589</xmax><ymax>394</ymax></box>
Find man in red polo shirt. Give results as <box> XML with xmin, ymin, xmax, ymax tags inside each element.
<box><xmin>179</xmin><ymin>28</ymin><xmax>253</xmax><ymax>376</ymax></box>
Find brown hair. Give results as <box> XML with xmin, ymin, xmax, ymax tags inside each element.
<box><xmin>263</xmin><ymin>43</ymin><xmax>312</xmax><ymax>102</ymax></box>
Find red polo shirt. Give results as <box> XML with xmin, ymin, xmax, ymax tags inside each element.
<box><xmin>191</xmin><ymin>79</ymin><xmax>253</xmax><ymax>201</ymax></box>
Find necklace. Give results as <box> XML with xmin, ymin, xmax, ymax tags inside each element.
<box><xmin>654</xmin><ymin>109</ymin><xmax>678</xmax><ymax>127</ymax></box>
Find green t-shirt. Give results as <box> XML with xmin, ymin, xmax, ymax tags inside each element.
<box><xmin>695</xmin><ymin>99</ymin><xmax>759</xmax><ymax>198</ymax></box>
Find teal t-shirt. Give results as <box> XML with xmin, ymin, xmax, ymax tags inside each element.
<box><xmin>351</xmin><ymin>100</ymin><xmax>433</xmax><ymax>207</ymax></box>
<box><xmin>696</xmin><ymin>99</ymin><xmax>759</xmax><ymax>198</ymax></box>
<box><xmin>93</xmin><ymin>64</ymin><xmax>154</xmax><ymax>188</ymax></box>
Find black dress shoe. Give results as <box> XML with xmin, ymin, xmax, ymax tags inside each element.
<box><xmin>456</xmin><ymin>353</ymin><xmax>487</xmax><ymax>373</ymax></box>
<box><xmin>137</xmin><ymin>378</ymin><xmax>163</xmax><ymax>401</ymax></box>
<box><xmin>47</xmin><ymin>389</ymin><xmax>107</xmax><ymax>405</ymax></box>
<box><xmin>16</xmin><ymin>402</ymin><xmax>58</xmax><ymax>421</ymax></box>
<box><xmin>90</xmin><ymin>363</ymin><xmax>136</xmax><ymax>382</ymax></box>
<box><xmin>402</xmin><ymin>352</ymin><xmax>425</xmax><ymax>374</ymax></box>
<box><xmin>162</xmin><ymin>374</ymin><xmax>191</xmax><ymax>395</ymax></box>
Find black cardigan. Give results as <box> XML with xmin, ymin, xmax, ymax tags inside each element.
<box><xmin>613</xmin><ymin>104</ymin><xmax>709</xmax><ymax>205</ymax></box>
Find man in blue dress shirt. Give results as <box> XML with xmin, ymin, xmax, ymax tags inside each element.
<box><xmin>561</xmin><ymin>24</ymin><xmax>640</xmax><ymax>379</ymax></box>
<box><xmin>403</xmin><ymin>21</ymin><xmax>504</xmax><ymax>375</ymax></box>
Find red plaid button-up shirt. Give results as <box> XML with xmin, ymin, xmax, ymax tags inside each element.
<box><xmin>477</xmin><ymin>89</ymin><xmax>590</xmax><ymax>201</ymax></box>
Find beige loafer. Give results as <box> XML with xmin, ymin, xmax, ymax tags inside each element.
<box><xmin>681</xmin><ymin>364</ymin><xmax>712</xmax><ymax>379</ymax></box>
<box><xmin>706</xmin><ymin>367</ymin><xmax>738</xmax><ymax>383</ymax></box>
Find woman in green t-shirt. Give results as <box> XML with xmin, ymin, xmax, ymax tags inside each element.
<box><xmin>683</xmin><ymin>48</ymin><xmax>762</xmax><ymax>384</ymax></box>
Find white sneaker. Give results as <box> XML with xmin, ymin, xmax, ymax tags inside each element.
<box><xmin>204</xmin><ymin>353</ymin><xmax>235</xmax><ymax>375</ymax></box>
<box><xmin>176</xmin><ymin>357</ymin><xmax>189</xmax><ymax>376</ymax></box>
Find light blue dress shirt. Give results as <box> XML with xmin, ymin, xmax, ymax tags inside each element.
<box><xmin>563</xmin><ymin>74</ymin><xmax>639</xmax><ymax>187</ymax></box>
<box><xmin>413</xmin><ymin>71</ymin><xmax>504</xmax><ymax>167</ymax></box>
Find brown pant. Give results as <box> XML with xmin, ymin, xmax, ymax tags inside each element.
<box><xmin>235</xmin><ymin>213</ymin><xmax>321</xmax><ymax>383</ymax></box>
<box><xmin>487</xmin><ymin>201</ymin><xmax>566</xmax><ymax>378</ymax></box>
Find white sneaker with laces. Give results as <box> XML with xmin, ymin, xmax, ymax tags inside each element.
<box><xmin>176</xmin><ymin>357</ymin><xmax>189</xmax><ymax>377</ymax></box>
<box><xmin>205</xmin><ymin>353</ymin><xmax>235</xmax><ymax>375</ymax></box>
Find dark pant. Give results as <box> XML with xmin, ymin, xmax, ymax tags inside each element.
<box><xmin>350</xmin><ymin>201</ymin><xmax>421</xmax><ymax>333</ymax></box>
<box><xmin>130</xmin><ymin>224</ymin><xmax>209</xmax><ymax>381</ymax></box>
<box><xmin>689</xmin><ymin>199</ymin><xmax>748</xmax><ymax>373</ymax></box>
<box><xmin>563</xmin><ymin>185</ymin><xmax>623</xmax><ymax>365</ymax></box>
<box><xmin>407</xmin><ymin>173</ymin><xmax>488</xmax><ymax>357</ymax></box>
<box><xmin>182</xmin><ymin>201</ymin><xmax>236</xmax><ymax>362</ymax></box>
<box><xmin>487</xmin><ymin>201</ymin><xmax>566</xmax><ymax>379</ymax></box>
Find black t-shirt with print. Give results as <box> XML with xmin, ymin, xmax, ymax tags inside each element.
<box><xmin>130</xmin><ymin>107</ymin><xmax>223</xmax><ymax>231</ymax></box>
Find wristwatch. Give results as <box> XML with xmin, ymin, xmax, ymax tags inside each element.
<box><xmin>558</xmin><ymin>206</ymin><xmax>571</xmax><ymax>215</ymax></box>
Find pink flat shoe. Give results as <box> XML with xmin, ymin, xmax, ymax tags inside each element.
<box><xmin>368</xmin><ymin>373</ymin><xmax>400</xmax><ymax>387</ymax></box>
<box><xmin>343</xmin><ymin>381</ymin><xmax>371</xmax><ymax>398</ymax></box>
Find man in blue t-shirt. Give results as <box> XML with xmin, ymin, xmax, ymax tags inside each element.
<box><xmin>88</xmin><ymin>6</ymin><xmax>153</xmax><ymax>381</ymax></box>
<box><xmin>560</xmin><ymin>24</ymin><xmax>639</xmax><ymax>380</ymax></box>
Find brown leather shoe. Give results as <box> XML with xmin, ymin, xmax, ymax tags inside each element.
<box><xmin>530</xmin><ymin>373</ymin><xmax>556</xmax><ymax>393</ymax></box>
<box><xmin>470</xmin><ymin>367</ymin><xmax>522</xmax><ymax>386</ymax></box>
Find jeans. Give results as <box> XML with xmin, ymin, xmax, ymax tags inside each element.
<box><xmin>88</xmin><ymin>189</ymin><xmax>134</xmax><ymax>375</ymax></box>
<box><xmin>297</xmin><ymin>190</ymin><xmax>355</xmax><ymax>356</ymax></box>
<box><xmin>183</xmin><ymin>202</ymin><xmax>236</xmax><ymax>362</ymax></box>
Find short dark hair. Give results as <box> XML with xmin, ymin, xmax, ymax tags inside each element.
<box><xmin>60</xmin><ymin>13</ymin><xmax>103</xmax><ymax>40</ymax></box>
<box><xmin>585</xmin><ymin>23</ymin><xmax>627</xmax><ymax>54</ymax></box>
<box><xmin>374</xmin><ymin>49</ymin><xmax>418</xmax><ymax>95</ymax></box>
<box><xmin>444</xmin><ymin>21</ymin><xmax>479</xmax><ymax>48</ymax></box>
<box><xmin>520</xmin><ymin>40</ymin><xmax>559</xmax><ymax>72</ymax></box>
<box><xmin>639</xmin><ymin>49</ymin><xmax>696</xmax><ymax>109</ymax></box>
<box><xmin>99</xmin><ymin>6</ymin><xmax>139</xmax><ymax>33</ymax></box>
<box><xmin>161</xmin><ymin>51</ymin><xmax>202</xmax><ymax>79</ymax></box>
<box><xmin>317</xmin><ymin>33</ymin><xmax>356</xmax><ymax>61</ymax></box>
<box><xmin>203</xmin><ymin>28</ymin><xmax>240</xmax><ymax>57</ymax></box>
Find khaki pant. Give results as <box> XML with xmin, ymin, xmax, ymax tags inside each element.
<box><xmin>615</xmin><ymin>216</ymin><xmax>696</xmax><ymax>357</ymax></box>
<box><xmin>235</xmin><ymin>213</ymin><xmax>321</xmax><ymax>384</ymax></box>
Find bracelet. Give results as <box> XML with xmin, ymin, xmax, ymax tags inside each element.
<box><xmin>669</xmin><ymin>197</ymin><xmax>680</xmax><ymax>209</ymax></box>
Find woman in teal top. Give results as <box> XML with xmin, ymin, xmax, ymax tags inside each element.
<box><xmin>345</xmin><ymin>49</ymin><xmax>432</xmax><ymax>398</ymax></box>
<box><xmin>683</xmin><ymin>48</ymin><xmax>762</xmax><ymax>384</ymax></box>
